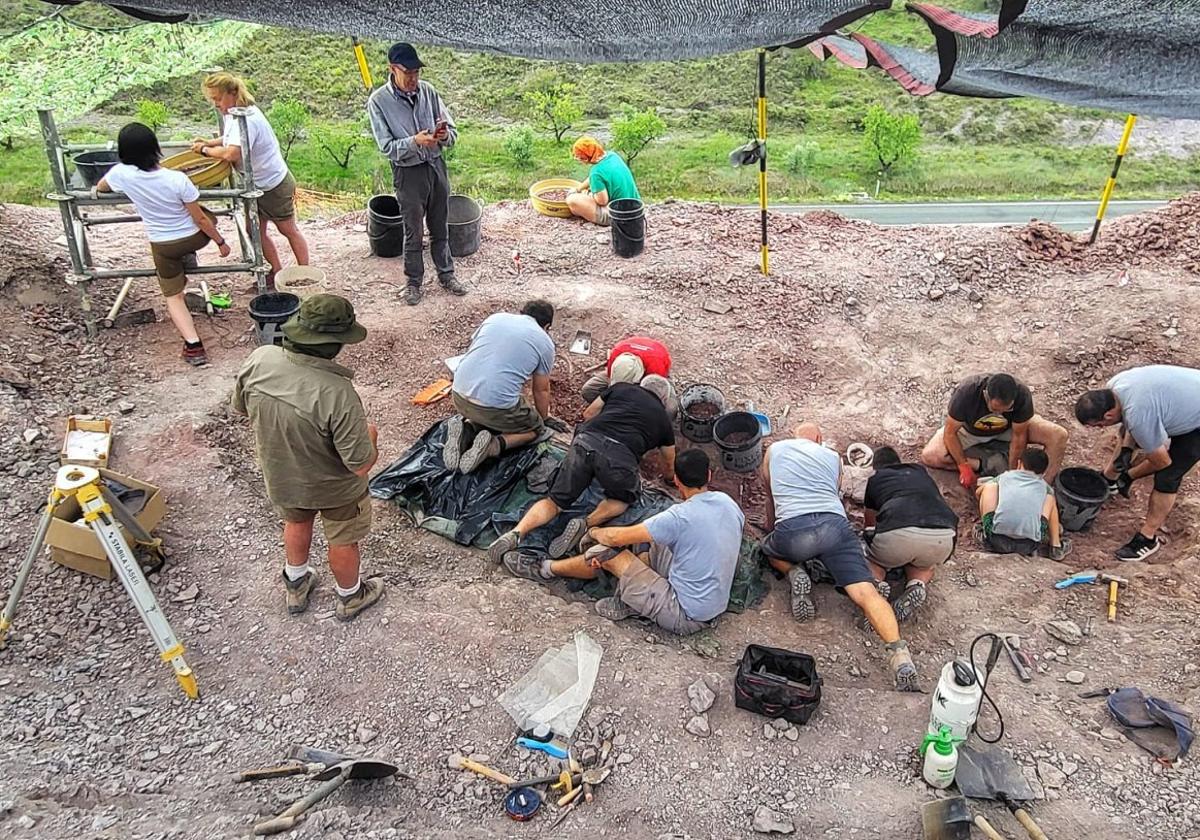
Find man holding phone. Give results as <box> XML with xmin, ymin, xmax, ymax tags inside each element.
<box><xmin>367</xmin><ymin>42</ymin><xmax>465</xmax><ymax>305</ymax></box>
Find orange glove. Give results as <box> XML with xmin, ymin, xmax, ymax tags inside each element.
<box><xmin>958</xmin><ymin>462</ymin><xmax>978</xmax><ymax>490</ymax></box>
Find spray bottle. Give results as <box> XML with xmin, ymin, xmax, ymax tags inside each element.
<box><xmin>928</xmin><ymin>660</ymin><xmax>983</xmax><ymax>740</ymax></box>
<box><xmin>920</xmin><ymin>726</ymin><xmax>961</xmax><ymax>789</ymax></box>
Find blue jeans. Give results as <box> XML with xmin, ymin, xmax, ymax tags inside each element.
<box><xmin>762</xmin><ymin>512</ymin><xmax>872</xmax><ymax>589</ymax></box>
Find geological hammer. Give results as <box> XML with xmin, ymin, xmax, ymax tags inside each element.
<box><xmin>1100</xmin><ymin>573</ymin><xmax>1127</xmax><ymax>622</ymax></box>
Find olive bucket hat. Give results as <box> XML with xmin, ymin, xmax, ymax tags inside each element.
<box><xmin>281</xmin><ymin>294</ymin><xmax>368</xmax><ymax>345</ymax></box>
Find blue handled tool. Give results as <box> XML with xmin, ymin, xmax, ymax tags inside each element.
<box><xmin>1054</xmin><ymin>571</ymin><xmax>1099</xmax><ymax>589</ymax></box>
<box><xmin>517</xmin><ymin>737</ymin><xmax>568</xmax><ymax>759</ymax></box>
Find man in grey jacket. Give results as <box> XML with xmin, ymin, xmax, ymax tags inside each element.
<box><xmin>367</xmin><ymin>42</ymin><xmax>466</xmax><ymax>305</ymax></box>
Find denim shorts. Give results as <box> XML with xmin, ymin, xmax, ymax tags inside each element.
<box><xmin>762</xmin><ymin>512</ymin><xmax>872</xmax><ymax>589</ymax></box>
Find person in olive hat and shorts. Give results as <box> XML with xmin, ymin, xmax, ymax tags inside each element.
<box><xmin>367</xmin><ymin>42</ymin><xmax>465</xmax><ymax>305</ymax></box>
<box><xmin>232</xmin><ymin>294</ymin><xmax>385</xmax><ymax>621</ymax></box>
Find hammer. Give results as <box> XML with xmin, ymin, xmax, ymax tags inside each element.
<box><xmin>1100</xmin><ymin>573</ymin><xmax>1128</xmax><ymax>622</ymax></box>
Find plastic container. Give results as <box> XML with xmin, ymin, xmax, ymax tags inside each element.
<box><xmin>679</xmin><ymin>384</ymin><xmax>726</xmax><ymax>443</ymax></box>
<box><xmin>921</xmin><ymin>726</ymin><xmax>960</xmax><ymax>789</ymax></box>
<box><xmin>928</xmin><ymin>659</ymin><xmax>983</xmax><ymax>740</ymax></box>
<box><xmin>1054</xmin><ymin>467</ymin><xmax>1109</xmax><ymax>532</ymax></box>
<box><xmin>161</xmin><ymin>150</ymin><xmax>232</xmax><ymax>188</ymax></box>
<box><xmin>73</xmin><ymin>151</ymin><xmax>119</xmax><ymax>187</ymax></box>
<box><xmin>713</xmin><ymin>411</ymin><xmax>764</xmax><ymax>473</ymax></box>
<box><xmin>447</xmin><ymin>194</ymin><xmax>482</xmax><ymax>258</ymax></box>
<box><xmin>529</xmin><ymin>178</ymin><xmax>582</xmax><ymax>218</ymax></box>
<box><xmin>609</xmin><ymin>197</ymin><xmax>645</xmax><ymax>258</ymax></box>
<box><xmin>248</xmin><ymin>292</ymin><xmax>300</xmax><ymax>346</ymax></box>
<box><xmin>367</xmin><ymin>194</ymin><xmax>405</xmax><ymax>258</ymax></box>
<box><xmin>274</xmin><ymin>266</ymin><xmax>326</xmax><ymax>299</ymax></box>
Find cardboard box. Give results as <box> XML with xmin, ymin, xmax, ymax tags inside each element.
<box><xmin>46</xmin><ymin>469</ymin><xmax>165</xmax><ymax>580</ymax></box>
<box><xmin>60</xmin><ymin>415</ymin><xmax>113</xmax><ymax>468</ymax></box>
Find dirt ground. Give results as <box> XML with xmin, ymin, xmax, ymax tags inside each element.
<box><xmin>1</xmin><ymin>195</ymin><xmax>1199</xmax><ymax>840</ymax></box>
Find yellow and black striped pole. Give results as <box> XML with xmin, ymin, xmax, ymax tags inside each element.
<box><xmin>757</xmin><ymin>49</ymin><xmax>769</xmax><ymax>275</ymax></box>
<box><xmin>1088</xmin><ymin>114</ymin><xmax>1136</xmax><ymax>245</ymax></box>
<box><xmin>353</xmin><ymin>37</ymin><xmax>373</xmax><ymax>89</ymax></box>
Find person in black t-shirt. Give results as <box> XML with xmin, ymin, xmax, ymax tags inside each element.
<box><xmin>863</xmin><ymin>447</ymin><xmax>959</xmax><ymax>623</ymax></box>
<box><xmin>920</xmin><ymin>372</ymin><xmax>1068</xmax><ymax>490</ymax></box>
<box><xmin>489</xmin><ymin>376</ymin><xmax>677</xmax><ymax>567</ymax></box>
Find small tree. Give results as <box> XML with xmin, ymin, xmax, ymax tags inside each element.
<box><xmin>136</xmin><ymin>99</ymin><xmax>169</xmax><ymax>133</ymax></box>
<box><xmin>862</xmin><ymin>105</ymin><xmax>921</xmax><ymax>174</ymax></box>
<box><xmin>316</xmin><ymin>126</ymin><xmax>362</xmax><ymax>170</ymax></box>
<box><xmin>267</xmin><ymin>99</ymin><xmax>310</xmax><ymax>161</ymax></box>
<box><xmin>522</xmin><ymin>81</ymin><xmax>584</xmax><ymax>144</ymax></box>
<box><xmin>503</xmin><ymin>125</ymin><xmax>536</xmax><ymax>169</ymax></box>
<box><xmin>610</xmin><ymin>107</ymin><xmax>666</xmax><ymax>166</ymax></box>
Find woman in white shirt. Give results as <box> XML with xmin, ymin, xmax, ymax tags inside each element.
<box><xmin>192</xmin><ymin>73</ymin><xmax>309</xmax><ymax>287</ymax></box>
<box><xmin>97</xmin><ymin>123</ymin><xmax>230</xmax><ymax>366</ymax></box>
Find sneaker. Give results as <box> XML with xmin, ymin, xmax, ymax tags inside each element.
<box><xmin>1046</xmin><ymin>538</ymin><xmax>1073</xmax><ymax>562</ymax></box>
<box><xmin>182</xmin><ymin>342</ymin><xmax>208</xmax><ymax>367</ymax></box>
<box><xmin>282</xmin><ymin>569</ymin><xmax>318</xmax><ymax>615</ymax></box>
<box><xmin>459</xmin><ymin>430</ymin><xmax>500</xmax><ymax>474</ymax></box>
<box><xmin>503</xmin><ymin>551</ymin><xmax>551</xmax><ymax>582</ymax></box>
<box><xmin>335</xmin><ymin>577</ymin><xmax>385</xmax><ymax>622</ymax></box>
<box><xmin>891</xmin><ymin>582</ymin><xmax>927</xmax><ymax>623</ymax></box>
<box><xmin>787</xmin><ymin>566</ymin><xmax>816</xmax><ymax>622</ymax></box>
<box><xmin>549</xmin><ymin>517</ymin><xmax>588</xmax><ymax>559</ymax></box>
<box><xmin>594</xmin><ymin>596</ymin><xmax>636</xmax><ymax>622</ymax></box>
<box><xmin>1115</xmin><ymin>532</ymin><xmax>1162</xmax><ymax>562</ymax></box>
<box><xmin>439</xmin><ymin>274</ymin><xmax>467</xmax><ymax>296</ymax></box>
<box><xmin>488</xmin><ymin>529</ymin><xmax>520</xmax><ymax>564</ymax></box>
<box><xmin>874</xmin><ymin>579</ymin><xmax>892</xmax><ymax>601</ymax></box>
<box><xmin>443</xmin><ymin>415</ymin><xmax>465</xmax><ymax>472</ymax></box>
<box><xmin>886</xmin><ymin>640</ymin><xmax>920</xmax><ymax>692</ymax></box>
<box><xmin>403</xmin><ymin>284</ymin><xmax>423</xmax><ymax>306</ymax></box>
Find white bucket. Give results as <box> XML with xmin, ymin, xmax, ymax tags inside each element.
<box><xmin>274</xmin><ymin>266</ymin><xmax>327</xmax><ymax>299</ymax></box>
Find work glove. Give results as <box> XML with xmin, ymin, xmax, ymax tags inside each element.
<box><xmin>544</xmin><ymin>416</ymin><xmax>569</xmax><ymax>434</ymax></box>
<box><xmin>1109</xmin><ymin>470</ymin><xmax>1133</xmax><ymax>498</ymax></box>
<box><xmin>958</xmin><ymin>462</ymin><xmax>978</xmax><ymax>490</ymax></box>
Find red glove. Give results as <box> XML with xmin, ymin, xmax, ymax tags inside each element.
<box><xmin>958</xmin><ymin>462</ymin><xmax>978</xmax><ymax>489</ymax></box>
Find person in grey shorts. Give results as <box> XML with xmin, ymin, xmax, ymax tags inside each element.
<box><xmin>862</xmin><ymin>447</ymin><xmax>959</xmax><ymax>623</ymax></box>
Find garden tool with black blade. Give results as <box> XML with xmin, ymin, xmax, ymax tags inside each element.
<box><xmin>956</xmin><ymin>744</ymin><xmax>1050</xmax><ymax>840</ymax></box>
<box><xmin>921</xmin><ymin>796</ymin><xmax>1005</xmax><ymax>840</ymax></box>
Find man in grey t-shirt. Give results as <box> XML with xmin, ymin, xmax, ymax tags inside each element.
<box><xmin>1075</xmin><ymin>365</ymin><xmax>1200</xmax><ymax>561</ymax></box>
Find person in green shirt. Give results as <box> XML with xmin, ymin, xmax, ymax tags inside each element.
<box><xmin>566</xmin><ymin>135</ymin><xmax>640</xmax><ymax>226</ymax></box>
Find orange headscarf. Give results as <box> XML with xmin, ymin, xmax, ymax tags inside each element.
<box><xmin>572</xmin><ymin>136</ymin><xmax>605</xmax><ymax>164</ymax></box>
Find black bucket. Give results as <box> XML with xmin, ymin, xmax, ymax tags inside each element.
<box><xmin>248</xmin><ymin>292</ymin><xmax>301</xmax><ymax>347</ymax></box>
<box><xmin>713</xmin><ymin>411</ymin><xmax>764</xmax><ymax>474</ymax></box>
<box><xmin>367</xmin><ymin>194</ymin><xmax>405</xmax><ymax>258</ymax></box>
<box><xmin>74</xmin><ymin>150</ymin><xmax>120</xmax><ymax>187</ymax></box>
<box><xmin>448</xmin><ymin>194</ymin><xmax>482</xmax><ymax>258</ymax></box>
<box><xmin>1054</xmin><ymin>467</ymin><xmax>1109</xmax><ymax>532</ymax></box>
<box><xmin>609</xmin><ymin>198</ymin><xmax>645</xmax><ymax>258</ymax></box>
<box><xmin>679</xmin><ymin>383</ymin><xmax>726</xmax><ymax>443</ymax></box>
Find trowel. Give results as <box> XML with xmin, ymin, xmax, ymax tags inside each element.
<box><xmin>569</xmin><ymin>330</ymin><xmax>592</xmax><ymax>355</ymax></box>
<box><xmin>921</xmin><ymin>796</ymin><xmax>1004</xmax><ymax>840</ymax></box>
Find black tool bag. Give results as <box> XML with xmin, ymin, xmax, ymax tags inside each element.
<box><xmin>734</xmin><ymin>644</ymin><xmax>822</xmax><ymax>725</ymax></box>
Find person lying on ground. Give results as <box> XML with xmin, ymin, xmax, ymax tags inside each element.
<box><xmin>1075</xmin><ymin>364</ymin><xmax>1200</xmax><ymax>562</ymax></box>
<box><xmin>862</xmin><ymin>446</ymin><xmax>959</xmax><ymax>623</ymax></box>
<box><xmin>566</xmin><ymin>136</ymin><xmax>640</xmax><ymax>226</ymax></box>
<box><xmin>761</xmin><ymin>423</ymin><xmax>918</xmax><ymax>692</ymax></box>
<box><xmin>192</xmin><ymin>72</ymin><xmax>309</xmax><ymax>288</ymax></box>
<box><xmin>491</xmin><ymin>375</ymin><xmax>677</xmax><ymax>563</ymax></box>
<box><xmin>580</xmin><ymin>335</ymin><xmax>673</xmax><ymax>404</ymax></box>
<box><xmin>445</xmin><ymin>300</ymin><xmax>559</xmax><ymax>474</ymax></box>
<box><xmin>95</xmin><ymin>122</ymin><xmax>229</xmax><ymax>367</ymax></box>
<box><xmin>503</xmin><ymin>449</ymin><xmax>741</xmax><ymax>635</ymax></box>
<box><xmin>231</xmin><ymin>294</ymin><xmax>384</xmax><ymax>621</ymax></box>
<box><xmin>975</xmin><ymin>447</ymin><xmax>1068</xmax><ymax>560</ymax></box>
<box><xmin>921</xmin><ymin>372</ymin><xmax>1068</xmax><ymax>489</ymax></box>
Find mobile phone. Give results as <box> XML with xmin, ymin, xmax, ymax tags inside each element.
<box><xmin>434</xmin><ymin>119</ymin><xmax>448</xmax><ymax>136</ymax></box>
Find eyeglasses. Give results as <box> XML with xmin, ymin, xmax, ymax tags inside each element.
<box><xmin>393</xmin><ymin>66</ymin><xmax>421</xmax><ymax>77</ymax></box>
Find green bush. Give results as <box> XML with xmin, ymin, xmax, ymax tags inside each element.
<box><xmin>267</xmin><ymin>98</ymin><xmax>310</xmax><ymax>160</ymax></box>
<box><xmin>611</xmin><ymin>106</ymin><xmax>666</xmax><ymax>165</ymax></box>
<box><xmin>503</xmin><ymin>125</ymin><xmax>536</xmax><ymax>169</ymax></box>
<box><xmin>783</xmin><ymin>141</ymin><xmax>820</xmax><ymax>175</ymax></box>
<box><xmin>522</xmin><ymin>77</ymin><xmax>584</xmax><ymax>144</ymax></box>
<box><xmin>136</xmin><ymin>99</ymin><xmax>169</xmax><ymax>133</ymax></box>
<box><xmin>861</xmin><ymin>104</ymin><xmax>921</xmax><ymax>174</ymax></box>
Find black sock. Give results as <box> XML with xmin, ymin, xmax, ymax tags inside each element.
<box><xmin>184</xmin><ymin>339</ymin><xmax>203</xmax><ymax>348</ymax></box>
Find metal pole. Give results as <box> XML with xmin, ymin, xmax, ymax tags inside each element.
<box><xmin>353</xmin><ymin>37</ymin><xmax>374</xmax><ymax>89</ymax></box>
<box><xmin>757</xmin><ymin>50</ymin><xmax>769</xmax><ymax>276</ymax></box>
<box><xmin>228</xmin><ymin>107</ymin><xmax>269</xmax><ymax>292</ymax></box>
<box><xmin>39</xmin><ymin>109</ymin><xmax>97</xmax><ymax>336</ymax></box>
<box><xmin>1088</xmin><ymin>114</ymin><xmax>1136</xmax><ymax>245</ymax></box>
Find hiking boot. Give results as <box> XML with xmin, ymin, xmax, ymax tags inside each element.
<box><xmin>787</xmin><ymin>566</ymin><xmax>816</xmax><ymax>622</ymax></box>
<box><xmin>549</xmin><ymin>517</ymin><xmax>588</xmax><ymax>559</ymax></box>
<box><xmin>182</xmin><ymin>342</ymin><xmax>208</xmax><ymax>367</ymax></box>
<box><xmin>403</xmin><ymin>283</ymin><xmax>423</xmax><ymax>306</ymax></box>
<box><xmin>439</xmin><ymin>274</ymin><xmax>467</xmax><ymax>296</ymax></box>
<box><xmin>874</xmin><ymin>579</ymin><xmax>892</xmax><ymax>601</ymax></box>
<box><xmin>595</xmin><ymin>596</ymin><xmax>636</xmax><ymax>622</ymax></box>
<box><xmin>891</xmin><ymin>581</ymin><xmax>927</xmax><ymax>623</ymax></box>
<box><xmin>1046</xmin><ymin>538</ymin><xmax>1073</xmax><ymax>562</ymax></box>
<box><xmin>886</xmin><ymin>640</ymin><xmax>919</xmax><ymax>692</ymax></box>
<box><xmin>282</xmin><ymin>569</ymin><xmax>318</xmax><ymax>615</ymax></box>
<box><xmin>503</xmin><ymin>551</ymin><xmax>551</xmax><ymax>582</ymax></box>
<box><xmin>1116</xmin><ymin>532</ymin><xmax>1162</xmax><ymax>562</ymax></box>
<box><xmin>442</xmin><ymin>415</ymin><xmax>466</xmax><ymax>471</ymax></box>
<box><xmin>488</xmin><ymin>529</ymin><xmax>520</xmax><ymax>564</ymax></box>
<box><xmin>336</xmin><ymin>577</ymin><xmax>385</xmax><ymax>622</ymax></box>
<box><xmin>459</xmin><ymin>429</ymin><xmax>500</xmax><ymax>474</ymax></box>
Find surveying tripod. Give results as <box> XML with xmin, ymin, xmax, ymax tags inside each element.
<box><xmin>0</xmin><ymin>466</ymin><xmax>198</xmax><ymax>699</ymax></box>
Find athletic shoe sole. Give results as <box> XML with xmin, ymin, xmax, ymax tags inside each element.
<box><xmin>788</xmin><ymin>566</ymin><xmax>816</xmax><ymax>622</ymax></box>
<box><xmin>458</xmin><ymin>429</ymin><xmax>495</xmax><ymax>474</ymax></box>
<box><xmin>891</xmin><ymin>584</ymin><xmax>927</xmax><ymax>623</ymax></box>
<box><xmin>443</xmin><ymin>416</ymin><xmax>465</xmax><ymax>472</ymax></box>
<box><xmin>488</xmin><ymin>529</ymin><xmax>520</xmax><ymax>565</ymax></box>
<box><xmin>549</xmin><ymin>517</ymin><xmax>588</xmax><ymax>559</ymax></box>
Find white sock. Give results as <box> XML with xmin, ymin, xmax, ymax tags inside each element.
<box><xmin>336</xmin><ymin>579</ymin><xmax>362</xmax><ymax>598</ymax></box>
<box><xmin>284</xmin><ymin>563</ymin><xmax>310</xmax><ymax>582</ymax></box>
<box><xmin>539</xmin><ymin>560</ymin><xmax>554</xmax><ymax>580</ymax></box>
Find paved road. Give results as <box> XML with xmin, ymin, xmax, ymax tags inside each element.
<box><xmin>771</xmin><ymin>199</ymin><xmax>1166</xmax><ymax>230</ymax></box>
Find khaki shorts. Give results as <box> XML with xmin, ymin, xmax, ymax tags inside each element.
<box><xmin>453</xmin><ymin>391</ymin><xmax>544</xmax><ymax>435</ymax></box>
<box><xmin>149</xmin><ymin>230</ymin><xmax>211</xmax><ymax>296</ymax></box>
<box><xmin>956</xmin><ymin>425</ymin><xmax>1012</xmax><ymax>450</ymax></box>
<box><xmin>867</xmin><ymin>526</ymin><xmax>957</xmax><ymax>570</ymax></box>
<box><xmin>276</xmin><ymin>493</ymin><xmax>372</xmax><ymax>546</ymax></box>
<box><xmin>615</xmin><ymin>543</ymin><xmax>711</xmax><ymax>635</ymax></box>
<box><xmin>257</xmin><ymin>172</ymin><xmax>297</xmax><ymax>222</ymax></box>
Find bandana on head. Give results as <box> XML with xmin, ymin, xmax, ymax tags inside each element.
<box><xmin>572</xmin><ymin>136</ymin><xmax>605</xmax><ymax>164</ymax></box>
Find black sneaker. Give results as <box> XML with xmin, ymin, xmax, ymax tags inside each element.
<box><xmin>502</xmin><ymin>551</ymin><xmax>551</xmax><ymax>582</ymax></box>
<box><xmin>403</xmin><ymin>284</ymin><xmax>423</xmax><ymax>306</ymax></box>
<box><xmin>548</xmin><ymin>517</ymin><xmax>588</xmax><ymax>559</ymax></box>
<box><xmin>439</xmin><ymin>274</ymin><xmax>467</xmax><ymax>296</ymax></box>
<box><xmin>1115</xmin><ymin>532</ymin><xmax>1162</xmax><ymax>562</ymax></box>
<box><xmin>488</xmin><ymin>529</ymin><xmax>520</xmax><ymax>564</ymax></box>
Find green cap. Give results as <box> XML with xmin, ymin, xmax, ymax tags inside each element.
<box><xmin>921</xmin><ymin>726</ymin><xmax>958</xmax><ymax>757</ymax></box>
<box><xmin>281</xmin><ymin>293</ymin><xmax>367</xmax><ymax>346</ymax></box>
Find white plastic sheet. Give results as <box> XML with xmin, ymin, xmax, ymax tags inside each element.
<box><xmin>496</xmin><ymin>631</ymin><xmax>602</xmax><ymax>739</ymax></box>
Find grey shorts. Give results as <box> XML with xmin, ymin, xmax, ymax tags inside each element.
<box><xmin>956</xmin><ymin>425</ymin><xmax>1012</xmax><ymax>450</ymax></box>
<box><xmin>867</xmin><ymin>526</ymin><xmax>957</xmax><ymax>570</ymax></box>
<box><xmin>615</xmin><ymin>543</ymin><xmax>711</xmax><ymax>635</ymax></box>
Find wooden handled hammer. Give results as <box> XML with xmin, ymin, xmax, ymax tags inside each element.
<box><xmin>1100</xmin><ymin>573</ymin><xmax>1128</xmax><ymax>622</ymax></box>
